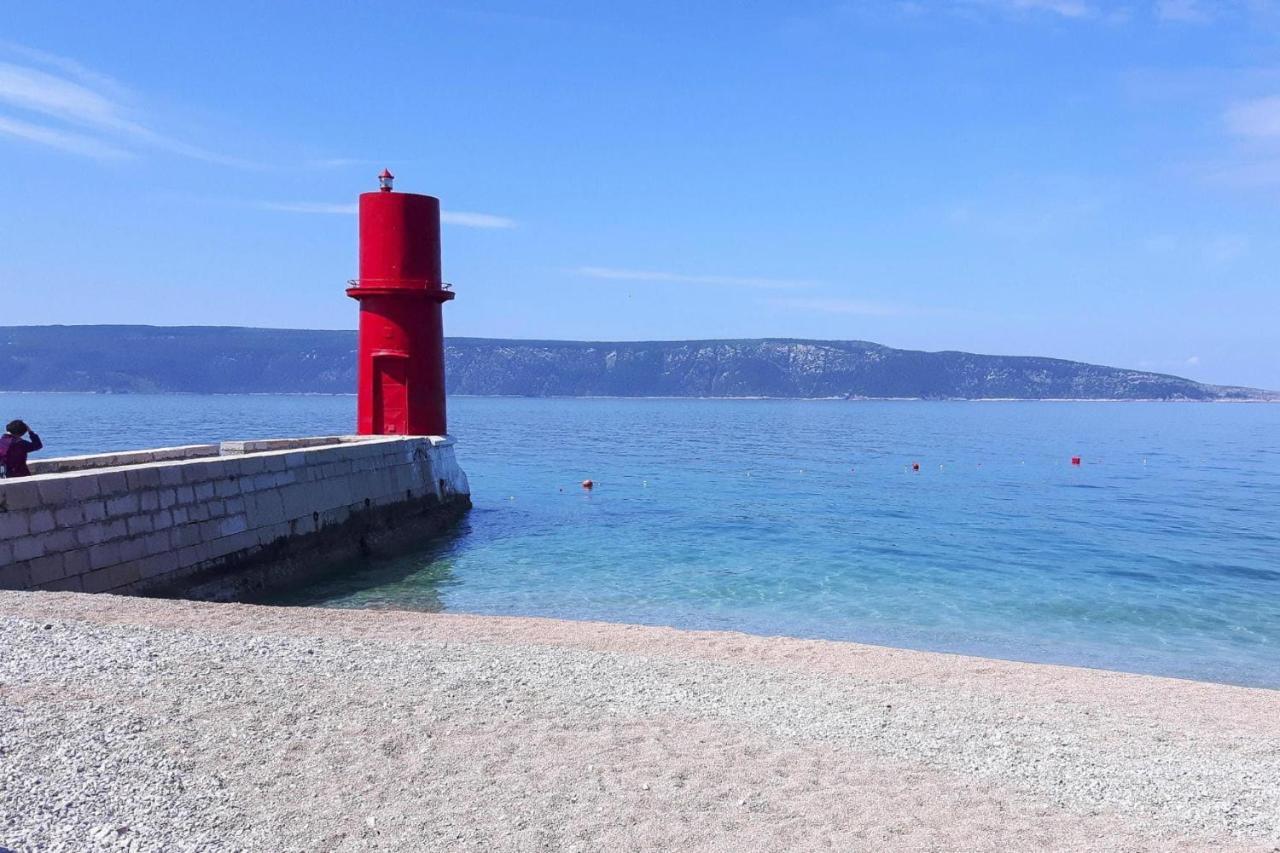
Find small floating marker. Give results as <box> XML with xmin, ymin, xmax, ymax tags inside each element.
<box><xmin>581</xmin><ymin>479</ymin><xmax>594</xmax><ymax>490</ymax></box>
<box><xmin>1071</xmin><ymin>456</ymin><xmax>1082</xmax><ymax>466</ymax></box>
<box><xmin>911</xmin><ymin>462</ymin><xmax>920</xmax><ymax>472</ymax></box>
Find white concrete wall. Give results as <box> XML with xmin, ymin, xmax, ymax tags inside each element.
<box><xmin>0</xmin><ymin>436</ymin><xmax>469</xmax><ymax>595</ymax></box>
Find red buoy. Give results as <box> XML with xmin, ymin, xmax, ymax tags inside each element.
<box><xmin>581</xmin><ymin>479</ymin><xmax>594</xmax><ymax>490</ymax></box>
<box><xmin>1071</xmin><ymin>456</ymin><xmax>1082</xmax><ymax>466</ymax></box>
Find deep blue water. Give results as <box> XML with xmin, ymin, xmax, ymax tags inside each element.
<box><xmin>4</xmin><ymin>392</ymin><xmax>1278</xmax><ymax>688</ymax></box>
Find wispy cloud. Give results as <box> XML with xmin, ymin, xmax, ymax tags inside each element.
<box><xmin>0</xmin><ymin>113</ymin><xmax>129</xmax><ymax>159</ymax></box>
<box><xmin>1156</xmin><ymin>0</ymin><xmax>1212</xmax><ymax>23</ymax></box>
<box><xmin>1002</xmin><ymin>0</ymin><xmax>1092</xmax><ymax>17</ymax></box>
<box><xmin>1139</xmin><ymin>231</ymin><xmax>1253</xmax><ymax>263</ymax></box>
<box><xmin>968</xmin><ymin>0</ymin><xmax>1094</xmax><ymax>18</ymax></box>
<box><xmin>1205</xmin><ymin>233</ymin><xmax>1249</xmax><ymax>263</ymax></box>
<box><xmin>573</xmin><ymin>266</ymin><xmax>814</xmax><ymax>290</ymax></box>
<box><xmin>0</xmin><ymin>61</ymin><xmax>139</xmax><ymax>133</ymax></box>
<box><xmin>964</xmin><ymin>0</ymin><xmax>1163</xmax><ymax>23</ymax></box>
<box><xmin>947</xmin><ymin>187</ymin><xmax>1105</xmax><ymax>239</ymax></box>
<box><xmin>1201</xmin><ymin>157</ymin><xmax>1280</xmax><ymax>188</ymax></box>
<box><xmin>761</xmin><ymin>296</ymin><xmax>907</xmax><ymax>317</ymax></box>
<box><xmin>441</xmin><ymin>211</ymin><xmax>517</xmax><ymax>229</ymax></box>
<box><xmin>1142</xmin><ymin>234</ymin><xmax>1178</xmax><ymax>254</ymax></box>
<box><xmin>0</xmin><ymin>42</ymin><xmax>255</xmax><ymax>166</ymax></box>
<box><xmin>0</xmin><ymin>40</ymin><xmax>129</xmax><ymax>100</ymax></box>
<box><xmin>1224</xmin><ymin>96</ymin><xmax>1280</xmax><ymax>139</ymax></box>
<box><xmin>260</xmin><ymin>201</ymin><xmax>517</xmax><ymax>228</ymax></box>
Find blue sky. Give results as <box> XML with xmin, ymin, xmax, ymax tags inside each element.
<box><xmin>2</xmin><ymin>1</ymin><xmax>1278</xmax><ymax>388</ymax></box>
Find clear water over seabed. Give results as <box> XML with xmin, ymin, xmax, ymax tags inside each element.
<box><xmin>4</xmin><ymin>392</ymin><xmax>1279</xmax><ymax>689</ymax></box>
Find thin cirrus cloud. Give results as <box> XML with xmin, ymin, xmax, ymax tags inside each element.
<box><xmin>1156</xmin><ymin>0</ymin><xmax>1212</xmax><ymax>23</ymax></box>
<box><xmin>0</xmin><ymin>113</ymin><xmax>131</xmax><ymax>159</ymax></box>
<box><xmin>441</xmin><ymin>211</ymin><xmax>518</xmax><ymax>229</ymax></box>
<box><xmin>1224</xmin><ymin>96</ymin><xmax>1280</xmax><ymax>139</ymax></box>
<box><xmin>1197</xmin><ymin>95</ymin><xmax>1280</xmax><ymax>191</ymax></box>
<box><xmin>962</xmin><ymin>0</ymin><xmax>1251</xmax><ymax>23</ymax></box>
<box><xmin>573</xmin><ymin>265</ymin><xmax>814</xmax><ymax>290</ymax></box>
<box><xmin>968</xmin><ymin>0</ymin><xmax>1094</xmax><ymax>18</ymax></box>
<box><xmin>1202</xmin><ymin>158</ymin><xmax>1280</xmax><ymax>188</ymax></box>
<box><xmin>0</xmin><ymin>42</ymin><xmax>255</xmax><ymax>167</ymax></box>
<box><xmin>260</xmin><ymin>201</ymin><xmax>517</xmax><ymax>229</ymax></box>
<box><xmin>1003</xmin><ymin>0</ymin><xmax>1091</xmax><ymax>17</ymax></box>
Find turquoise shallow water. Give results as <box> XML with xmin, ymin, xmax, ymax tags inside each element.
<box><xmin>4</xmin><ymin>392</ymin><xmax>1279</xmax><ymax>688</ymax></box>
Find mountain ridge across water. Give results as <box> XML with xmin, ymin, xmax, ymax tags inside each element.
<box><xmin>0</xmin><ymin>325</ymin><xmax>1274</xmax><ymax>401</ymax></box>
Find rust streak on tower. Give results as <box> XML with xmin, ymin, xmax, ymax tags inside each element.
<box><xmin>346</xmin><ymin>169</ymin><xmax>455</xmax><ymax>436</ymax></box>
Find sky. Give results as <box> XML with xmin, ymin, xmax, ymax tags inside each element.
<box><xmin>1</xmin><ymin>1</ymin><xmax>1279</xmax><ymax>389</ymax></box>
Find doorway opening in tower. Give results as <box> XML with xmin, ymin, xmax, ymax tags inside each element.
<box><xmin>372</xmin><ymin>353</ymin><xmax>410</xmax><ymax>435</ymax></box>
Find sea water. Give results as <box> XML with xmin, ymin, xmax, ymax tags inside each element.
<box><xmin>4</xmin><ymin>392</ymin><xmax>1278</xmax><ymax>688</ymax></box>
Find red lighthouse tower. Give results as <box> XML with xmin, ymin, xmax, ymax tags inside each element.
<box><xmin>347</xmin><ymin>170</ymin><xmax>455</xmax><ymax>436</ymax></box>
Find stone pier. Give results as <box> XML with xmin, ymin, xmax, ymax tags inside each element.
<box><xmin>0</xmin><ymin>435</ymin><xmax>470</xmax><ymax>600</ymax></box>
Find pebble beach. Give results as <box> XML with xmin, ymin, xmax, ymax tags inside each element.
<box><xmin>1</xmin><ymin>590</ymin><xmax>1278</xmax><ymax>852</ymax></box>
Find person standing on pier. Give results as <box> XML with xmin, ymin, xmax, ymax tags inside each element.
<box><xmin>0</xmin><ymin>420</ymin><xmax>42</xmax><ymax>478</ymax></box>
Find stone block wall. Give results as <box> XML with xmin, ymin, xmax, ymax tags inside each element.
<box><xmin>28</xmin><ymin>444</ymin><xmax>222</xmax><ymax>475</ymax></box>
<box><xmin>0</xmin><ymin>436</ymin><xmax>469</xmax><ymax>599</ymax></box>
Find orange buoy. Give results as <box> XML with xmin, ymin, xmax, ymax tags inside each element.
<box><xmin>1071</xmin><ymin>456</ymin><xmax>1081</xmax><ymax>466</ymax></box>
<box><xmin>581</xmin><ymin>479</ymin><xmax>594</xmax><ymax>490</ymax></box>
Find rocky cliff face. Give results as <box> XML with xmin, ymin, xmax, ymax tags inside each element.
<box><xmin>445</xmin><ymin>338</ymin><xmax>1271</xmax><ymax>401</ymax></box>
<box><xmin>0</xmin><ymin>326</ymin><xmax>1272</xmax><ymax>400</ymax></box>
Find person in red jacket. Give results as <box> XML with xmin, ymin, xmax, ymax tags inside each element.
<box><xmin>1</xmin><ymin>420</ymin><xmax>42</xmax><ymax>478</ymax></box>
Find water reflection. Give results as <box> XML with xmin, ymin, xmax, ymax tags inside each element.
<box><xmin>257</xmin><ymin>521</ymin><xmax>472</xmax><ymax>611</ymax></box>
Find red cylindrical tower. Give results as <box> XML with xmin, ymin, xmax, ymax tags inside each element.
<box><xmin>346</xmin><ymin>170</ymin><xmax>455</xmax><ymax>436</ymax></box>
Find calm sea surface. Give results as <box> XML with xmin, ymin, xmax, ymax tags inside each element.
<box><xmin>4</xmin><ymin>392</ymin><xmax>1279</xmax><ymax>688</ymax></box>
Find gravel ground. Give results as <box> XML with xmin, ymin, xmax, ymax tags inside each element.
<box><xmin>1</xmin><ymin>591</ymin><xmax>1278</xmax><ymax>852</ymax></box>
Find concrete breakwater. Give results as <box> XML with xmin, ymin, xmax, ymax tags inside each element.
<box><xmin>0</xmin><ymin>435</ymin><xmax>470</xmax><ymax>600</ymax></box>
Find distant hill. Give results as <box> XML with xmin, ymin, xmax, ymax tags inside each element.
<box><xmin>0</xmin><ymin>326</ymin><xmax>1273</xmax><ymax>401</ymax></box>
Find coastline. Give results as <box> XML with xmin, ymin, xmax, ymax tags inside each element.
<box><xmin>5</xmin><ymin>389</ymin><xmax>1278</xmax><ymax>402</ymax></box>
<box><xmin>3</xmin><ymin>591</ymin><xmax>1277</xmax><ymax>851</ymax></box>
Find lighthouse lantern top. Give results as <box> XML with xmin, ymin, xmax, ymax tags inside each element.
<box><xmin>378</xmin><ymin>168</ymin><xmax>394</xmax><ymax>192</ymax></box>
